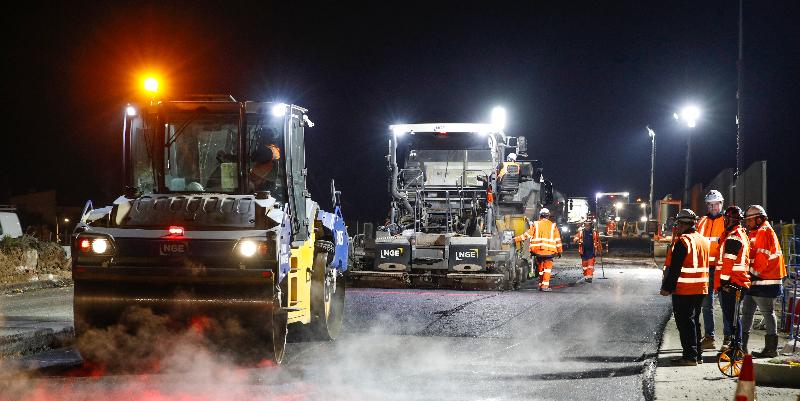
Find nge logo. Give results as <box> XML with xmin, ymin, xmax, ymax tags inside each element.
<box><xmin>455</xmin><ymin>248</ymin><xmax>479</xmax><ymax>261</ymax></box>
<box><xmin>380</xmin><ymin>248</ymin><xmax>404</xmax><ymax>258</ymax></box>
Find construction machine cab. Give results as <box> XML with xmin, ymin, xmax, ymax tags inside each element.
<box><xmin>122</xmin><ymin>98</ymin><xmax>311</xmax><ymax>240</ymax></box>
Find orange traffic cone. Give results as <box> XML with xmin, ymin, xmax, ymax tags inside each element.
<box><xmin>733</xmin><ymin>354</ymin><xmax>755</xmax><ymax>401</ymax></box>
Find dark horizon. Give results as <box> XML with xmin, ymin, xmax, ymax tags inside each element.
<box><xmin>3</xmin><ymin>1</ymin><xmax>799</xmax><ymax>222</ymax></box>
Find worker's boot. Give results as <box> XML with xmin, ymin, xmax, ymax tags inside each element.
<box><xmin>719</xmin><ymin>335</ymin><xmax>733</xmax><ymax>353</ymax></box>
<box><xmin>700</xmin><ymin>336</ymin><xmax>716</xmax><ymax>350</ymax></box>
<box><xmin>752</xmin><ymin>335</ymin><xmax>779</xmax><ymax>358</ymax></box>
<box><xmin>741</xmin><ymin>332</ymin><xmax>749</xmax><ymax>354</ymax></box>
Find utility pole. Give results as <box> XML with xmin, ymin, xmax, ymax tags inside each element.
<box><xmin>647</xmin><ymin>126</ymin><xmax>656</xmax><ymax>219</ymax></box>
<box><xmin>734</xmin><ymin>0</ymin><xmax>744</xmax><ymax>194</ymax></box>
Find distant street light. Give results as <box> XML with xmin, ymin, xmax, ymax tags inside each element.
<box><xmin>646</xmin><ymin>126</ymin><xmax>656</xmax><ymax>219</ymax></box>
<box><xmin>674</xmin><ymin>105</ymin><xmax>701</xmax><ymax>204</ymax></box>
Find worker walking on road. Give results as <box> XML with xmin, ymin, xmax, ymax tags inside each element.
<box><xmin>515</xmin><ymin>208</ymin><xmax>563</xmax><ymax>292</ymax></box>
<box><xmin>605</xmin><ymin>219</ymin><xmax>617</xmax><ymax>236</ymax></box>
<box><xmin>573</xmin><ymin>216</ymin><xmax>601</xmax><ymax>283</ymax></box>
<box><xmin>660</xmin><ymin>209</ymin><xmax>710</xmax><ymax>366</ymax></box>
<box><xmin>697</xmin><ymin>190</ymin><xmax>727</xmax><ymax>351</ymax></box>
<box><xmin>741</xmin><ymin>205</ymin><xmax>786</xmax><ymax>358</ymax></box>
<box><xmin>715</xmin><ymin>206</ymin><xmax>751</xmax><ymax>353</ymax></box>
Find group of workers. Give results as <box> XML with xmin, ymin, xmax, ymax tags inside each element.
<box><xmin>659</xmin><ymin>190</ymin><xmax>787</xmax><ymax>366</ymax></box>
<box><xmin>512</xmin><ymin>207</ymin><xmax>602</xmax><ymax>292</ymax></box>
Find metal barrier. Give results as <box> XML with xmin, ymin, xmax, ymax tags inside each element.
<box><xmin>776</xmin><ymin>221</ymin><xmax>799</xmax><ymax>353</ymax></box>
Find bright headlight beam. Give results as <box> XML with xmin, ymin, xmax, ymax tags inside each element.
<box><xmin>126</xmin><ymin>106</ymin><xmax>136</xmax><ymax>116</ymax></box>
<box><xmin>91</xmin><ymin>239</ymin><xmax>109</xmax><ymax>254</ymax></box>
<box><xmin>239</xmin><ymin>240</ymin><xmax>258</xmax><ymax>257</ymax></box>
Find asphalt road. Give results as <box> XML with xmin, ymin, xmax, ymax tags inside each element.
<box><xmin>2</xmin><ymin>257</ymin><xmax>671</xmax><ymax>401</ymax></box>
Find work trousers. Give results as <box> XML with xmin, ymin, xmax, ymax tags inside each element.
<box><xmin>534</xmin><ymin>256</ymin><xmax>554</xmax><ymax>289</ymax></box>
<box><xmin>581</xmin><ymin>256</ymin><xmax>595</xmax><ymax>278</ymax></box>
<box><xmin>672</xmin><ymin>294</ymin><xmax>705</xmax><ymax>361</ymax></box>
<box><xmin>741</xmin><ymin>295</ymin><xmax>778</xmax><ymax>336</ymax></box>
<box><xmin>718</xmin><ymin>289</ymin><xmax>739</xmax><ymax>340</ymax></box>
<box><xmin>701</xmin><ymin>267</ymin><xmax>719</xmax><ymax>337</ymax></box>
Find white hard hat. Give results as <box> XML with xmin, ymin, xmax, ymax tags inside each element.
<box><xmin>539</xmin><ymin>207</ymin><xmax>550</xmax><ymax>215</ymax></box>
<box><xmin>745</xmin><ymin>205</ymin><xmax>767</xmax><ymax>219</ymax></box>
<box><xmin>507</xmin><ymin>153</ymin><xmax>517</xmax><ymax>161</ymax></box>
<box><xmin>704</xmin><ymin>190</ymin><xmax>724</xmax><ymax>203</ymax></box>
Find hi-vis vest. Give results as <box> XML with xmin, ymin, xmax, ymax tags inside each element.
<box><xmin>574</xmin><ymin>228</ymin><xmax>601</xmax><ymax>256</ymax></box>
<box><xmin>697</xmin><ymin>215</ymin><xmax>725</xmax><ymax>267</ymax></box>
<box><xmin>516</xmin><ymin>218</ymin><xmax>563</xmax><ymax>256</ymax></box>
<box><xmin>664</xmin><ymin>231</ymin><xmax>710</xmax><ymax>295</ymax></box>
<box><xmin>717</xmin><ymin>226</ymin><xmax>750</xmax><ymax>289</ymax></box>
<box><xmin>748</xmin><ymin>222</ymin><xmax>786</xmax><ymax>286</ymax></box>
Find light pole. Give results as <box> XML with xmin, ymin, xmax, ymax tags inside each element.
<box><xmin>646</xmin><ymin>126</ymin><xmax>656</xmax><ymax>219</ymax></box>
<box><xmin>673</xmin><ymin>106</ymin><xmax>700</xmax><ymax>205</ymax></box>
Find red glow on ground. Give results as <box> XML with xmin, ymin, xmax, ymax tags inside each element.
<box><xmin>189</xmin><ymin>315</ymin><xmax>212</xmax><ymax>334</ymax></box>
<box><xmin>256</xmin><ymin>358</ymin><xmax>275</xmax><ymax>368</ymax></box>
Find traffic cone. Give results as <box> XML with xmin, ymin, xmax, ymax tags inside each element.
<box><xmin>733</xmin><ymin>354</ymin><xmax>755</xmax><ymax>401</ymax></box>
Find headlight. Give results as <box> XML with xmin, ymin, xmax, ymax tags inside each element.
<box><xmin>76</xmin><ymin>235</ymin><xmax>116</xmax><ymax>256</ymax></box>
<box><xmin>91</xmin><ymin>239</ymin><xmax>109</xmax><ymax>254</ymax></box>
<box><xmin>640</xmin><ymin>216</ymin><xmax>648</xmax><ymax>222</ymax></box>
<box><xmin>239</xmin><ymin>240</ymin><xmax>258</xmax><ymax>257</ymax></box>
<box><xmin>561</xmin><ymin>226</ymin><xmax>569</xmax><ymax>233</ymax></box>
<box><xmin>234</xmin><ymin>237</ymin><xmax>273</xmax><ymax>259</ymax></box>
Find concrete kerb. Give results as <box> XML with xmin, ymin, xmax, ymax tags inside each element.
<box><xmin>753</xmin><ymin>358</ymin><xmax>800</xmax><ymax>387</ymax></box>
<box><xmin>0</xmin><ymin>277</ymin><xmax>73</xmax><ymax>295</ymax></box>
<box><xmin>0</xmin><ymin>326</ymin><xmax>74</xmax><ymax>359</ymax></box>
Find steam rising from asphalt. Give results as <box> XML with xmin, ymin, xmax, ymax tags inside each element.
<box><xmin>1</xmin><ymin>256</ymin><xmax>668</xmax><ymax>401</ymax></box>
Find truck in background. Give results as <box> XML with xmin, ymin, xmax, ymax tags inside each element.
<box><xmin>0</xmin><ymin>205</ymin><xmax>23</xmax><ymax>239</ymax></box>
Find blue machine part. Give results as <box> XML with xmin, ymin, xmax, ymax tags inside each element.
<box><xmin>317</xmin><ymin>206</ymin><xmax>349</xmax><ymax>272</ymax></box>
<box><xmin>278</xmin><ymin>207</ymin><xmax>292</xmax><ymax>283</ymax></box>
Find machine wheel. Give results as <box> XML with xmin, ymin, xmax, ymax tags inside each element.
<box><xmin>304</xmin><ymin>242</ymin><xmax>345</xmax><ymax>340</ymax></box>
<box><xmin>717</xmin><ymin>346</ymin><xmax>745</xmax><ymax>377</ymax></box>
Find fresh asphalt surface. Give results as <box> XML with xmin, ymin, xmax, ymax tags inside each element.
<box><xmin>2</xmin><ymin>257</ymin><xmax>671</xmax><ymax>401</ymax></box>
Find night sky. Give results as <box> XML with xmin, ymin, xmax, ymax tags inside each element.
<box><xmin>3</xmin><ymin>1</ymin><xmax>799</xmax><ymax>223</ymax></box>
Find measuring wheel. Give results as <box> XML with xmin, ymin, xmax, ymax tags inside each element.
<box><xmin>717</xmin><ymin>345</ymin><xmax>745</xmax><ymax>377</ymax></box>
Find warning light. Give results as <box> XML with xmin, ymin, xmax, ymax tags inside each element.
<box><xmin>144</xmin><ymin>77</ymin><xmax>159</xmax><ymax>93</ymax></box>
<box><xmin>168</xmin><ymin>226</ymin><xmax>184</xmax><ymax>236</ymax></box>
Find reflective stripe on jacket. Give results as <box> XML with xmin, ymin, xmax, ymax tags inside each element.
<box><xmin>748</xmin><ymin>222</ymin><xmax>786</xmax><ymax>286</ymax></box>
<box><xmin>716</xmin><ymin>226</ymin><xmax>750</xmax><ymax>290</ymax></box>
<box><xmin>515</xmin><ymin>218</ymin><xmax>563</xmax><ymax>255</ymax></box>
<box><xmin>664</xmin><ymin>231</ymin><xmax>710</xmax><ymax>295</ymax></box>
<box><xmin>697</xmin><ymin>215</ymin><xmax>725</xmax><ymax>266</ymax></box>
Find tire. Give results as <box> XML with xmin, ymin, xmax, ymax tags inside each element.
<box><xmin>262</xmin><ymin>287</ymin><xmax>288</xmax><ymax>364</ymax></box>
<box><xmin>303</xmin><ymin>245</ymin><xmax>345</xmax><ymax>340</ymax></box>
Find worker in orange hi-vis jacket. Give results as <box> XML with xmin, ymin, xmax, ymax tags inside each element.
<box><xmin>697</xmin><ymin>190</ymin><xmax>727</xmax><ymax>351</ymax></box>
<box><xmin>515</xmin><ymin>208</ymin><xmax>562</xmax><ymax>292</ymax></box>
<box><xmin>660</xmin><ymin>209</ymin><xmax>710</xmax><ymax>366</ymax></box>
<box><xmin>740</xmin><ymin>204</ymin><xmax>787</xmax><ymax>359</ymax></box>
<box><xmin>715</xmin><ymin>206</ymin><xmax>750</xmax><ymax>353</ymax></box>
<box><xmin>605</xmin><ymin>219</ymin><xmax>617</xmax><ymax>236</ymax></box>
<box><xmin>573</xmin><ymin>216</ymin><xmax>602</xmax><ymax>283</ymax></box>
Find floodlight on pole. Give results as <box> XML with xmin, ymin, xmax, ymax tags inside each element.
<box><xmin>674</xmin><ymin>104</ymin><xmax>701</xmax><ymax>205</ymax></box>
<box><xmin>646</xmin><ymin>126</ymin><xmax>656</xmax><ymax>219</ymax></box>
